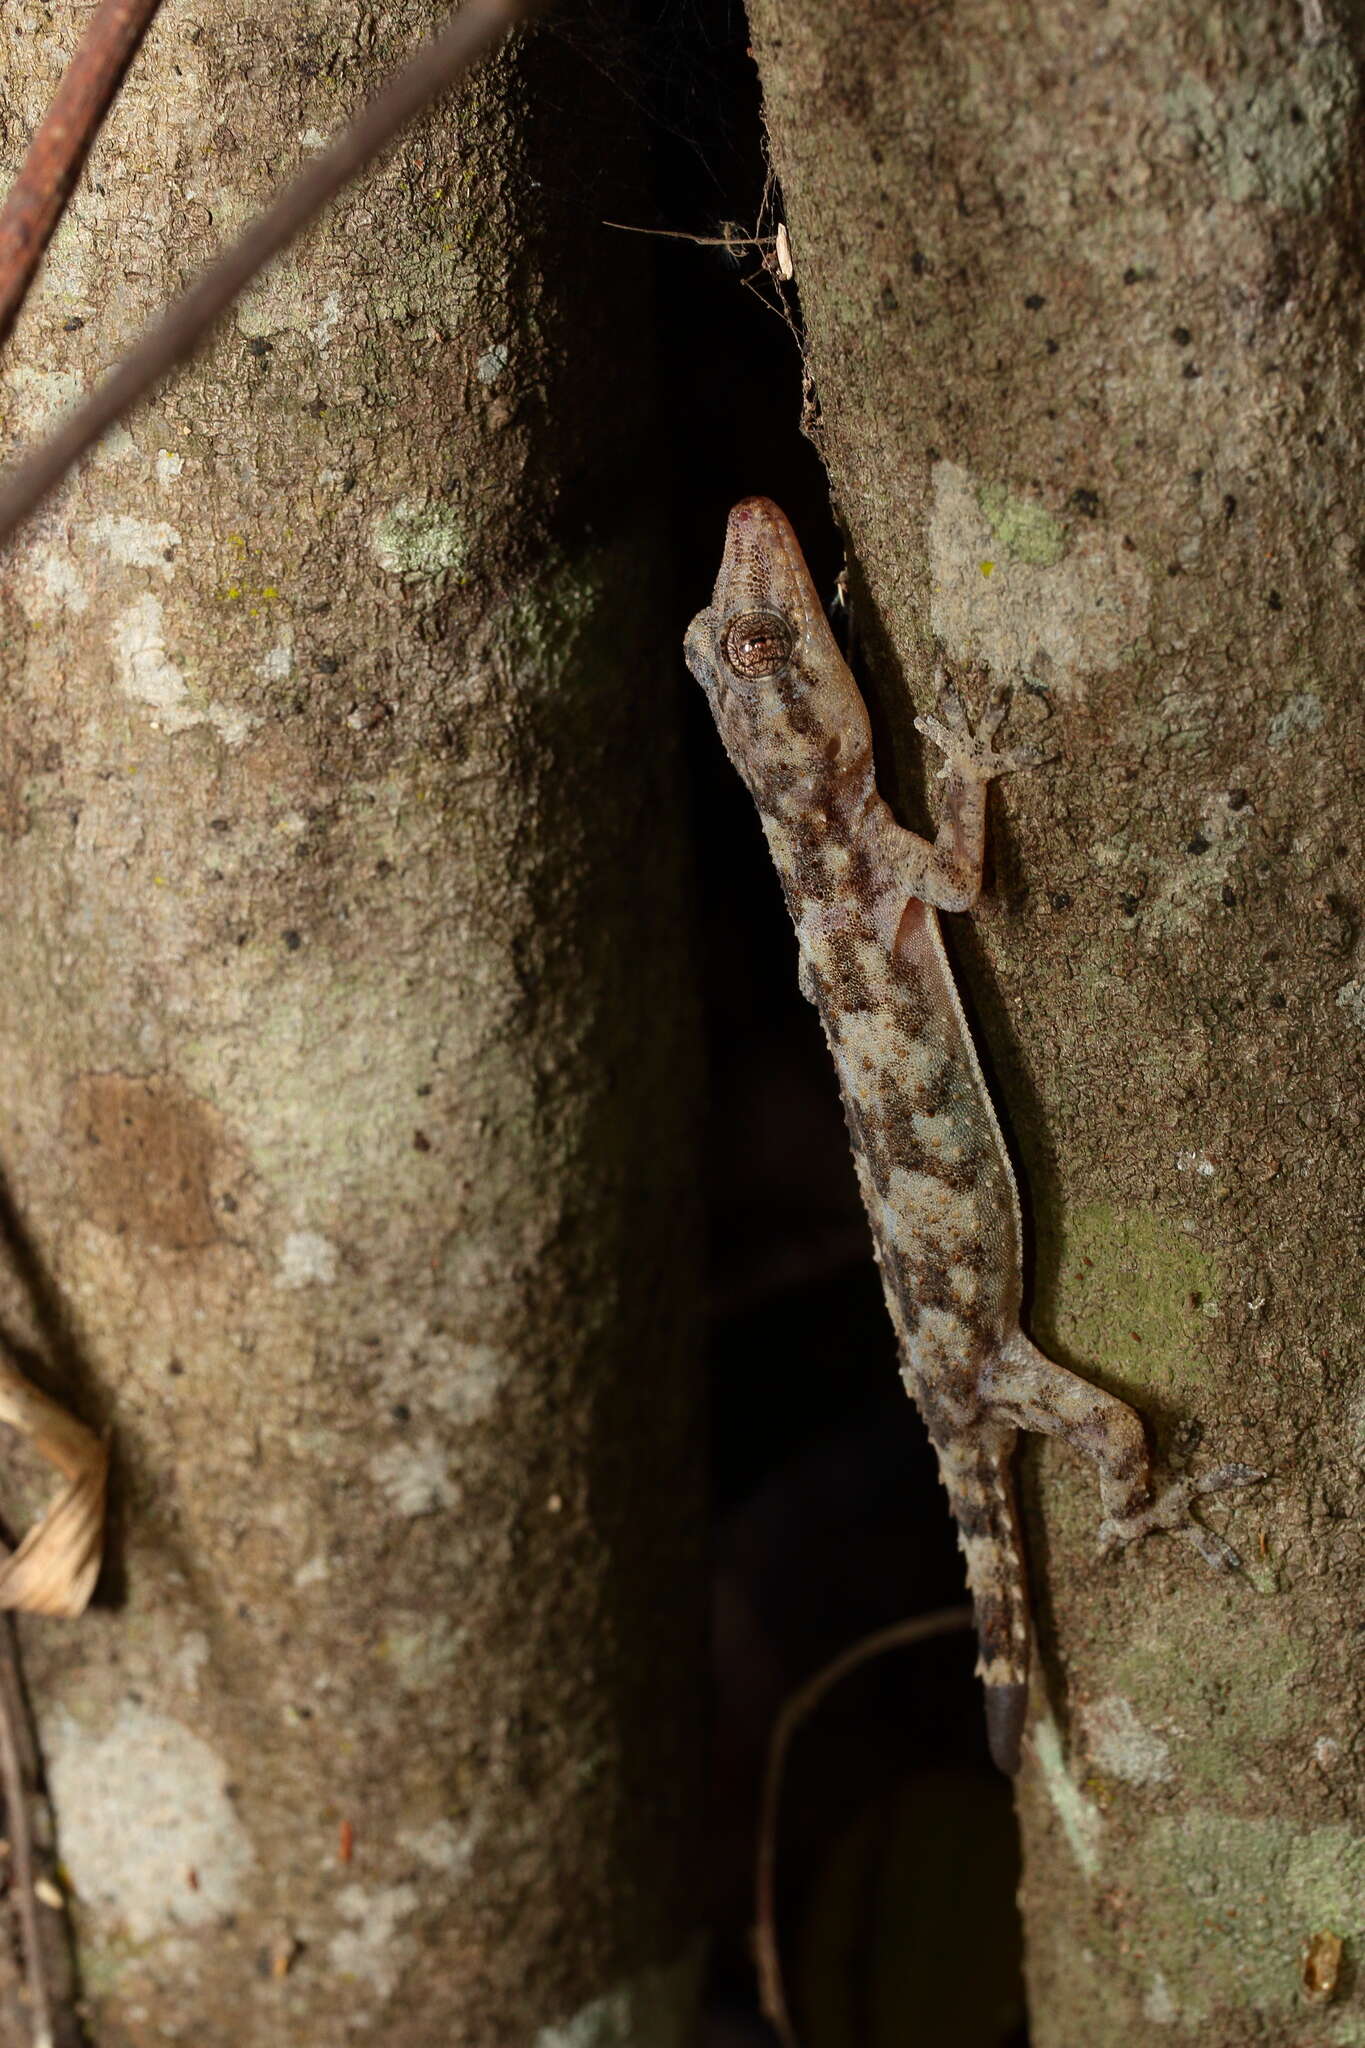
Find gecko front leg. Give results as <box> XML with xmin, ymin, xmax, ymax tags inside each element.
<box><xmin>685</xmin><ymin>495</ymin><xmax>1263</xmax><ymax>1775</ymax></box>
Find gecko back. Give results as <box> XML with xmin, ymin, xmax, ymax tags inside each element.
<box><xmin>686</xmin><ymin>497</ymin><xmax>1260</xmax><ymax>1774</ymax></box>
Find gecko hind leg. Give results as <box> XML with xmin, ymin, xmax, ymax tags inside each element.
<box><xmin>982</xmin><ymin>1330</ymin><xmax>1263</xmax><ymax>1573</ymax></box>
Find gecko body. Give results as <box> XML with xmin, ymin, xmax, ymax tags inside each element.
<box><xmin>685</xmin><ymin>497</ymin><xmax>1258</xmax><ymax>1772</ymax></box>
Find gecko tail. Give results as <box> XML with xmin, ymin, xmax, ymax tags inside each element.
<box><xmin>937</xmin><ymin>1430</ymin><xmax>1032</xmax><ymax>1775</ymax></box>
<box><xmin>984</xmin><ymin>1681</ymin><xmax>1029</xmax><ymax>1775</ymax></box>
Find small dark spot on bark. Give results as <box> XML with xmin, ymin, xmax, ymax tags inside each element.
<box><xmin>220</xmin><ymin>1192</ymin><xmax>238</xmax><ymax>1213</ymax></box>
<box><xmin>1024</xmin><ymin>292</ymin><xmax>1045</xmax><ymax>310</ymax></box>
<box><xmin>375</xmin><ymin>857</ymin><xmax>393</xmax><ymax>877</ymax></box>
<box><xmin>63</xmin><ymin>316</ymin><xmax>85</xmax><ymax>332</ymax></box>
<box><xmin>1221</xmin><ymin>885</ymin><xmax>1237</xmax><ymax>907</ymax></box>
<box><xmin>1122</xmin><ymin>266</ymin><xmax>1140</xmax><ymax>285</ymax></box>
<box><xmin>416</xmin><ymin>1082</ymin><xmax>433</xmax><ymax>1098</ymax></box>
<box><xmin>1050</xmin><ymin>890</ymin><xmax>1072</xmax><ymax>911</ymax></box>
<box><xmin>1223</xmin><ymin>494</ymin><xmax>1237</xmax><ymax>520</ymax></box>
<box><xmin>246</xmin><ymin>337</ymin><xmax>272</xmax><ymax>359</ymax></box>
<box><xmin>1228</xmin><ymin>787</ymin><xmax>1249</xmax><ymax>809</ymax></box>
<box><xmin>910</xmin><ymin>249</ymin><xmax>928</xmax><ymax>276</ymax></box>
<box><xmin>168</xmin><ymin>1358</ymin><xmax>185</xmax><ymax>1377</ymax></box>
<box><xmin>316</xmin><ymin>654</ymin><xmax>341</xmax><ymax>674</ymax></box>
<box><xmin>209</xmin><ymin>816</ymin><xmax>231</xmax><ymax>832</ymax></box>
<box><xmin>1171</xmin><ymin>325</ymin><xmax>1192</xmax><ymax>346</ymax></box>
<box><xmin>1189</xmin><ymin>468</ymin><xmax>1203</xmax><ymax>486</ymax></box>
<box><xmin>1269</xmin><ymin>992</ymin><xmax>1287</xmax><ymax>1010</ymax></box>
<box><xmin>1044</xmin><ymin>337</ymin><xmax>1059</xmax><ymax>354</ymax></box>
<box><xmin>1167</xmin><ymin>562</ymin><xmax>1182</xmax><ymax>576</ymax></box>
<box><xmin>1069</xmin><ymin>487</ymin><xmax>1100</xmax><ymax>518</ymax></box>
<box><xmin>1266</xmin><ymin>590</ymin><xmax>1283</xmax><ymax>611</ymax></box>
<box><xmin>391</xmin><ymin>1403</ymin><xmax>411</xmax><ymax>1424</ymax></box>
<box><xmin>1121</xmin><ymin>893</ymin><xmax>1141</xmax><ymax>917</ymax></box>
<box><xmin>880</xmin><ymin>283</ymin><xmax>899</xmax><ymax>312</ymax></box>
<box><xmin>1289</xmin><ymin>103</ymin><xmax>1305</xmax><ymax>123</ymax></box>
<box><xmin>1181</xmin><ymin>362</ymin><xmax>1201</xmax><ymax>379</ymax></box>
<box><xmin>413</xmin><ymin>1130</ymin><xmax>432</xmax><ymax>1153</ymax></box>
<box><xmin>1186</xmin><ymin>833</ymin><xmax>1210</xmax><ymax>854</ymax></box>
<box><xmin>926</xmin><ymin>444</ymin><xmax>941</xmax><ymax>464</ymax></box>
<box><xmin>306</xmin><ymin>398</ymin><xmax>326</xmax><ymax>417</ymax></box>
<box><xmin>283</xmin><ymin>928</ymin><xmax>302</xmax><ymax>951</ymax></box>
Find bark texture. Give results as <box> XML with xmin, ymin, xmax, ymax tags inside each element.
<box><xmin>0</xmin><ymin>5</ymin><xmax>703</xmax><ymax>2043</ymax></box>
<box><xmin>744</xmin><ymin>0</ymin><xmax>1365</xmax><ymax>2040</ymax></box>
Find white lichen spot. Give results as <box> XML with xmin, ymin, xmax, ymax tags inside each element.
<box><xmin>1078</xmin><ymin>1694</ymin><xmax>1173</xmax><ymax>1786</ymax></box>
<box><xmin>260</xmin><ymin>629</ymin><xmax>294</xmax><ymax>681</ymax></box>
<box><xmin>156</xmin><ymin>448</ymin><xmax>186</xmax><ymax>485</ymax></box>
<box><xmin>293</xmin><ymin>1553</ymin><xmax>330</xmax><ymax>1588</ymax></box>
<box><xmin>1033</xmin><ymin>1713</ymin><xmax>1103</xmax><ymax>1878</ymax></box>
<box><xmin>312</xmin><ymin>291</ymin><xmax>343</xmax><ymax>350</ymax></box>
<box><xmin>299</xmin><ymin>127</ymin><xmax>328</xmax><ymax>150</ymax></box>
<box><xmin>535</xmin><ymin>1942</ymin><xmax>706</xmax><ymax>2048</ymax></box>
<box><xmin>1267</xmin><ymin>691</ymin><xmax>1324</xmax><ymax>746</ymax></box>
<box><xmin>277</xmin><ymin>1229</ymin><xmax>339</xmax><ymax>1289</ymax></box>
<box><xmin>369</xmin><ymin>1435</ymin><xmax>460</xmax><ymax>1517</ymax></box>
<box><xmin>397</xmin><ymin>1816</ymin><xmax>480</xmax><ymax>1877</ymax></box>
<box><xmin>328</xmin><ymin>1882</ymin><xmax>418</xmax><ymax>1999</ymax></box>
<box><xmin>384</xmin><ymin>1616</ymin><xmax>465</xmax><ymax>1693</ymax></box>
<box><xmin>112</xmin><ymin>593</ymin><xmax>254</xmax><ymax>742</ymax></box>
<box><xmin>1175</xmin><ymin>1150</ymin><xmax>1215</xmax><ymax>1178</ymax></box>
<box><xmin>1163</xmin><ymin>38</ymin><xmax>1357</xmax><ymax>211</ymax></box>
<box><xmin>1144</xmin><ymin>1972</ymin><xmax>1179</xmax><ymax>2025</ymax></box>
<box><xmin>170</xmin><ymin>1631</ymin><xmax>211</xmax><ymax>1695</ymax></box>
<box><xmin>1336</xmin><ymin>980</ymin><xmax>1365</xmax><ymax>1030</ymax></box>
<box><xmin>44</xmin><ymin>1704</ymin><xmax>256</xmax><ymax>1940</ymax></box>
<box><xmin>929</xmin><ymin>460</ymin><xmax>1149</xmax><ymax>698</ymax></box>
<box><xmin>93</xmin><ymin>423</ymin><xmax>137</xmax><ymax>467</ymax></box>
<box><xmin>87</xmin><ymin>512</ymin><xmax>182</xmax><ymax>575</ymax></box>
<box><xmin>476</xmin><ymin>342</ymin><xmax>509</xmax><ymax>384</ymax></box>
<box><xmin>37</xmin><ymin>551</ymin><xmax>89</xmax><ymax>615</ymax></box>
<box><xmin>376</xmin><ymin>1320</ymin><xmax>510</xmax><ymax>1424</ymax></box>
<box><xmin>112</xmin><ymin>594</ymin><xmax>193</xmax><ymax>728</ymax></box>
<box><xmin>1314</xmin><ymin>1735</ymin><xmax>1343</xmax><ymax>1772</ymax></box>
<box><xmin>206</xmin><ymin>702</ymin><xmax>257</xmax><ymax>747</ymax></box>
<box><xmin>372</xmin><ymin>499</ymin><xmax>469</xmax><ymax>579</ymax></box>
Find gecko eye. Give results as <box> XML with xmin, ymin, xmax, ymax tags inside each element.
<box><xmin>722</xmin><ymin>609</ymin><xmax>794</xmax><ymax>680</ymax></box>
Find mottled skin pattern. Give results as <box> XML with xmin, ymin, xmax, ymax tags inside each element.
<box><xmin>686</xmin><ymin>498</ymin><xmax>1260</xmax><ymax>1773</ymax></box>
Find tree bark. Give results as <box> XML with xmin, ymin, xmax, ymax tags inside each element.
<box><xmin>0</xmin><ymin>5</ymin><xmax>704</xmax><ymax>2043</ymax></box>
<box><xmin>744</xmin><ymin>0</ymin><xmax>1365</xmax><ymax>2040</ymax></box>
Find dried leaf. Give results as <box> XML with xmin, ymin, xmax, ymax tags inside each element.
<box><xmin>0</xmin><ymin>1357</ymin><xmax>107</xmax><ymax>1617</ymax></box>
<box><xmin>1301</xmin><ymin>1930</ymin><xmax>1344</xmax><ymax>2006</ymax></box>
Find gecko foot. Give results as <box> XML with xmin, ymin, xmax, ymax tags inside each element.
<box><xmin>915</xmin><ymin>673</ymin><xmax>1054</xmax><ymax>784</ymax></box>
<box><xmin>1097</xmin><ymin>1464</ymin><xmax>1266</xmax><ymax>1574</ymax></box>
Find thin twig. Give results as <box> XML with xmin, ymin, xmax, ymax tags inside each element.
<box><xmin>0</xmin><ymin>0</ymin><xmax>543</xmax><ymax>551</ymax></box>
<box><xmin>0</xmin><ymin>1618</ymin><xmax>55</xmax><ymax>2048</ymax></box>
<box><xmin>601</xmin><ymin>219</ymin><xmax>777</xmax><ymax>251</ymax></box>
<box><xmin>0</xmin><ymin>0</ymin><xmax>166</xmax><ymax>351</ymax></box>
<box><xmin>754</xmin><ymin>1605</ymin><xmax>973</xmax><ymax>2048</ymax></box>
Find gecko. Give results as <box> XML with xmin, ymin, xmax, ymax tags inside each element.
<box><xmin>684</xmin><ymin>496</ymin><xmax>1260</xmax><ymax>1774</ymax></box>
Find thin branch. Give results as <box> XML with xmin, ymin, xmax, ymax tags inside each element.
<box><xmin>0</xmin><ymin>0</ymin><xmax>543</xmax><ymax>551</ymax></box>
<box><xmin>0</xmin><ymin>0</ymin><xmax>166</xmax><ymax>351</ymax></box>
<box><xmin>754</xmin><ymin>1605</ymin><xmax>973</xmax><ymax>2048</ymax></box>
<box><xmin>0</xmin><ymin>1618</ymin><xmax>56</xmax><ymax>2048</ymax></box>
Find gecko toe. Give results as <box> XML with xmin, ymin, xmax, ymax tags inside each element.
<box><xmin>933</xmin><ymin>679</ymin><xmax>971</xmax><ymax>731</ymax></box>
<box><xmin>978</xmin><ymin>682</ymin><xmax>1011</xmax><ymax>739</ymax></box>
<box><xmin>1193</xmin><ymin>1463</ymin><xmax>1266</xmax><ymax>1497</ymax></box>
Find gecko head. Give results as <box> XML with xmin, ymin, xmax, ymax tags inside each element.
<box><xmin>684</xmin><ymin>497</ymin><xmax>872</xmax><ymax>818</ymax></box>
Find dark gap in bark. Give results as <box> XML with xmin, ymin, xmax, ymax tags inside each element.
<box><xmin>627</xmin><ymin>2</ymin><xmax>1029</xmax><ymax>2039</ymax></box>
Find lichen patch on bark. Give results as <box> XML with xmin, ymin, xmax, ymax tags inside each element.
<box><xmin>930</xmin><ymin>461</ymin><xmax>1150</xmax><ymax>699</ymax></box>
